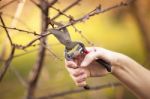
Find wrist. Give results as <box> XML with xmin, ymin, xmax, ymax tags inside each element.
<box><xmin>111</xmin><ymin>52</ymin><xmax>130</xmax><ymax>74</ymax></box>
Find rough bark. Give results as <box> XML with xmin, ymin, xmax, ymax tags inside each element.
<box><xmin>26</xmin><ymin>0</ymin><xmax>49</xmax><ymax>99</ymax></box>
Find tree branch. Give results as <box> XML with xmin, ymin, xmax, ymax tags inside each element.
<box><xmin>2</xmin><ymin>13</ymin><xmax>32</xmax><ymax>30</ymax></box>
<box><xmin>0</xmin><ymin>0</ymin><xmax>18</xmax><ymax>10</ymax></box>
<box><xmin>30</xmin><ymin>0</ymin><xmax>41</xmax><ymax>9</ymax></box>
<box><xmin>51</xmin><ymin>0</ymin><xmax>81</xmax><ymax>20</ymax></box>
<box><xmin>57</xmin><ymin>1</ymin><xmax>130</xmax><ymax>30</ymax></box>
<box><xmin>71</xmin><ymin>25</ymin><xmax>94</xmax><ymax>46</ymax></box>
<box><xmin>41</xmin><ymin>42</ymin><xmax>63</xmax><ymax>61</ymax></box>
<box><xmin>0</xmin><ymin>13</ymin><xmax>13</xmax><ymax>45</ymax></box>
<box><xmin>37</xmin><ymin>82</ymin><xmax>121</xmax><ymax>99</ymax></box>
<box><xmin>0</xmin><ymin>0</ymin><xmax>26</xmax><ymax>62</ymax></box>
<box><xmin>13</xmin><ymin>32</ymin><xmax>51</xmax><ymax>49</ymax></box>
<box><xmin>16</xmin><ymin>1</ymin><xmax>129</xmax><ymax>50</ymax></box>
<box><xmin>47</xmin><ymin>0</ymin><xmax>58</xmax><ymax>8</ymax></box>
<box><xmin>10</xmin><ymin>67</ymin><xmax>28</xmax><ymax>88</ymax></box>
<box><xmin>50</xmin><ymin>6</ymin><xmax>72</xmax><ymax>20</ymax></box>
<box><xmin>10</xmin><ymin>0</ymin><xmax>129</xmax><ymax>50</ymax></box>
<box><xmin>13</xmin><ymin>42</ymin><xmax>61</xmax><ymax>58</ymax></box>
<box><xmin>0</xmin><ymin>24</ymin><xmax>41</xmax><ymax>36</ymax></box>
<box><xmin>26</xmin><ymin>0</ymin><xmax>50</xmax><ymax>98</ymax></box>
<box><xmin>14</xmin><ymin>48</ymin><xmax>38</xmax><ymax>58</ymax></box>
<box><xmin>0</xmin><ymin>46</ymin><xmax>15</xmax><ymax>81</ymax></box>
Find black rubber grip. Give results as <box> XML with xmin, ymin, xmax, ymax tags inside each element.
<box><xmin>83</xmin><ymin>85</ymin><xmax>90</xmax><ymax>90</ymax></box>
<box><xmin>96</xmin><ymin>59</ymin><xmax>111</xmax><ymax>72</ymax></box>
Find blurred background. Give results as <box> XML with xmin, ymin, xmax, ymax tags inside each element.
<box><xmin>0</xmin><ymin>0</ymin><xmax>150</xmax><ymax>99</ymax></box>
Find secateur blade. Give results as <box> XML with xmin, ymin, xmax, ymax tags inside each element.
<box><xmin>49</xmin><ymin>28</ymin><xmax>79</xmax><ymax>50</ymax></box>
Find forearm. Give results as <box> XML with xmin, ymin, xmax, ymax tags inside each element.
<box><xmin>112</xmin><ymin>53</ymin><xmax>150</xmax><ymax>99</ymax></box>
<box><xmin>66</xmin><ymin>47</ymin><xmax>150</xmax><ymax>98</ymax></box>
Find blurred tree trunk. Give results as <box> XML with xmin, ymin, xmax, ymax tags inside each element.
<box><xmin>130</xmin><ymin>0</ymin><xmax>150</xmax><ymax>61</ymax></box>
<box><xmin>26</xmin><ymin>0</ymin><xmax>48</xmax><ymax>99</ymax></box>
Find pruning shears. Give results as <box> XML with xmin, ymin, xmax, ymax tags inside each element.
<box><xmin>50</xmin><ymin>27</ymin><xmax>111</xmax><ymax>90</ymax></box>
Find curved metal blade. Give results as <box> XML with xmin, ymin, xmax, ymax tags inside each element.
<box><xmin>49</xmin><ymin>29</ymin><xmax>78</xmax><ymax>50</ymax></box>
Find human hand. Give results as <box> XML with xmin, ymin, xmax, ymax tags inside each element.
<box><xmin>65</xmin><ymin>47</ymin><xmax>122</xmax><ymax>87</ymax></box>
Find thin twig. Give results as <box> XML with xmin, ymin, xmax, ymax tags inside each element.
<box><xmin>0</xmin><ymin>0</ymin><xmax>18</xmax><ymax>10</ymax></box>
<box><xmin>0</xmin><ymin>46</ymin><xmax>15</xmax><ymax>81</ymax></box>
<box><xmin>14</xmin><ymin>32</ymin><xmax>51</xmax><ymax>49</ymax></box>
<box><xmin>13</xmin><ymin>42</ymin><xmax>61</xmax><ymax>58</ymax></box>
<box><xmin>37</xmin><ymin>82</ymin><xmax>121</xmax><ymax>99</ymax></box>
<box><xmin>30</xmin><ymin>0</ymin><xmax>41</xmax><ymax>9</ymax></box>
<box><xmin>10</xmin><ymin>67</ymin><xmax>28</xmax><ymax>87</ymax></box>
<box><xmin>57</xmin><ymin>1</ymin><xmax>129</xmax><ymax>30</ymax></box>
<box><xmin>14</xmin><ymin>48</ymin><xmax>38</xmax><ymax>58</ymax></box>
<box><xmin>0</xmin><ymin>0</ymin><xmax>26</xmax><ymax>45</ymax></box>
<box><xmin>51</xmin><ymin>6</ymin><xmax>72</xmax><ymax>20</ymax></box>
<box><xmin>2</xmin><ymin>13</ymin><xmax>32</xmax><ymax>30</ymax></box>
<box><xmin>0</xmin><ymin>13</ymin><xmax>13</xmax><ymax>45</ymax></box>
<box><xmin>47</xmin><ymin>0</ymin><xmax>58</xmax><ymax>8</ymax></box>
<box><xmin>51</xmin><ymin>0</ymin><xmax>81</xmax><ymax>20</ymax></box>
<box><xmin>41</xmin><ymin>42</ymin><xmax>63</xmax><ymax>61</ymax></box>
<box><xmin>0</xmin><ymin>0</ymin><xmax>26</xmax><ymax>63</ymax></box>
<box><xmin>0</xmin><ymin>24</ymin><xmax>41</xmax><ymax>36</ymax></box>
<box><xmin>71</xmin><ymin>25</ymin><xmax>94</xmax><ymax>46</ymax></box>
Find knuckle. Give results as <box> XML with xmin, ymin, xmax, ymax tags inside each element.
<box><xmin>72</xmin><ymin>70</ymin><xmax>83</xmax><ymax>77</ymax></box>
<box><xmin>72</xmin><ymin>72</ymin><xmax>78</xmax><ymax>77</ymax></box>
<box><xmin>66</xmin><ymin>63</ymin><xmax>72</xmax><ymax>68</ymax></box>
<box><xmin>75</xmin><ymin>76</ymin><xmax>86</xmax><ymax>83</ymax></box>
<box><xmin>77</xmin><ymin>79</ymin><xmax>85</xmax><ymax>83</ymax></box>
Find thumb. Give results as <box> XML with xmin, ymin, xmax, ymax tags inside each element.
<box><xmin>80</xmin><ymin>51</ymin><xmax>98</xmax><ymax>67</ymax></box>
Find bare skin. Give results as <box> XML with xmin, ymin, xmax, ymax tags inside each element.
<box><xmin>65</xmin><ymin>47</ymin><xmax>150</xmax><ymax>99</ymax></box>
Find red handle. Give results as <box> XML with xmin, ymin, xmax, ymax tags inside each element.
<box><xmin>83</xmin><ymin>49</ymin><xmax>89</xmax><ymax>54</ymax></box>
